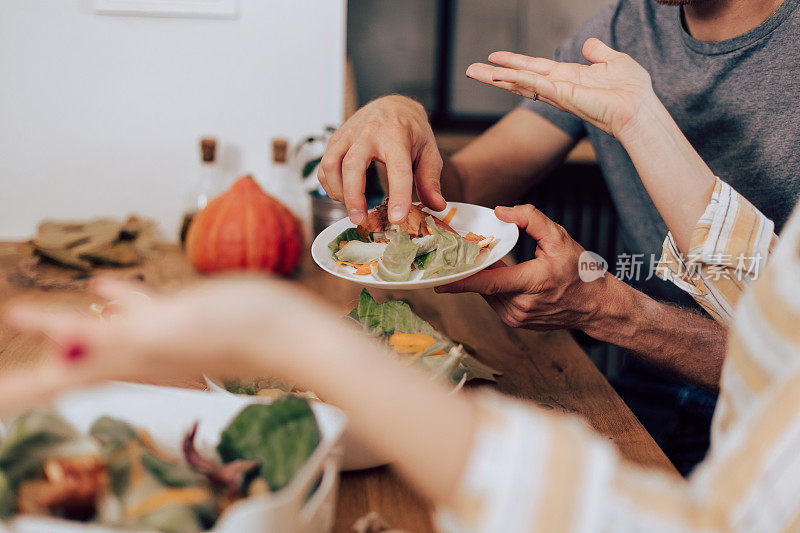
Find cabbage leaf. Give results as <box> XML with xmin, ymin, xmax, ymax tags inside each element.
<box><xmin>335</xmin><ymin>241</ymin><xmax>387</xmax><ymax>264</ymax></box>
<box><xmin>374</xmin><ymin>231</ymin><xmax>419</xmax><ymax>282</ymax></box>
<box><xmin>411</xmin><ymin>234</ymin><xmax>437</xmax><ymax>255</ymax></box>
<box><xmin>217</xmin><ymin>398</ymin><xmax>319</xmax><ymax>492</ymax></box>
<box><xmin>349</xmin><ymin>289</ymin><xmax>500</xmax><ymax>384</ymax></box>
<box><xmin>421</xmin><ymin>216</ymin><xmax>480</xmax><ymax>279</ymax></box>
<box><xmin>327</xmin><ymin>228</ymin><xmax>365</xmax><ymax>255</ymax></box>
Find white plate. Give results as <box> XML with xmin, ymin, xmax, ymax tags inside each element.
<box><xmin>311</xmin><ymin>202</ymin><xmax>519</xmax><ymax>289</ymax></box>
<box><xmin>3</xmin><ymin>382</ymin><xmax>346</xmax><ymax>533</ymax></box>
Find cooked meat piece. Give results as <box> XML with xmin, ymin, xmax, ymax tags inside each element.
<box><xmin>356</xmin><ymin>199</ymin><xmax>390</xmax><ymax>239</ymax></box>
<box><xmin>17</xmin><ymin>455</ymin><xmax>106</xmax><ymax>521</ymax></box>
<box><xmin>356</xmin><ymin>199</ymin><xmax>457</xmax><ymax>238</ymax></box>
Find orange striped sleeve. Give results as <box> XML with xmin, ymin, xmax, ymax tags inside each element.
<box><xmin>436</xmin><ymin>203</ymin><xmax>800</xmax><ymax>533</ymax></box>
<box><xmin>656</xmin><ymin>177</ymin><xmax>776</xmax><ymax>325</ymax></box>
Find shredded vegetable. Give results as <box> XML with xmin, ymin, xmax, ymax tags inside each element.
<box><xmin>337</xmin><ymin>260</ymin><xmax>377</xmax><ymax>275</ymax></box>
<box><xmin>442</xmin><ymin>207</ymin><xmax>457</xmax><ymax>225</ymax></box>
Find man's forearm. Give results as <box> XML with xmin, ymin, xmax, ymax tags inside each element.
<box><xmin>585</xmin><ymin>275</ymin><xmax>725</xmax><ymax>391</ymax></box>
<box><xmin>438</xmin><ymin>108</ymin><xmax>576</xmax><ymax>207</ymax></box>
<box><xmin>439</xmin><ymin>152</ymin><xmax>466</xmax><ymax>203</ymax></box>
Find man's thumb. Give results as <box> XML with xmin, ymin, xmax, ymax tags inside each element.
<box><xmin>495</xmin><ymin>205</ymin><xmax>561</xmax><ymax>243</ymax></box>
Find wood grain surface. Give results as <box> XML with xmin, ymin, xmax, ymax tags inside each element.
<box><xmin>0</xmin><ymin>243</ymin><xmax>678</xmax><ymax>532</ymax></box>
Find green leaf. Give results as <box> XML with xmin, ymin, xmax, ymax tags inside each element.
<box><xmin>0</xmin><ymin>471</ymin><xmax>14</xmax><ymax>518</ymax></box>
<box><xmin>350</xmin><ymin>290</ymin><xmax>501</xmax><ymax>384</ymax></box>
<box><xmin>0</xmin><ymin>411</ymin><xmax>78</xmax><ymax>487</ymax></box>
<box><xmin>223</xmin><ymin>377</ymin><xmax>293</xmax><ymax>396</ymax></box>
<box><xmin>414</xmin><ymin>251</ymin><xmax>435</xmax><ymax>269</ymax></box>
<box><xmin>352</xmin><ymin>289</ymin><xmax>441</xmax><ymax>340</ymax></box>
<box><xmin>217</xmin><ymin>398</ymin><xmax>320</xmax><ymax>492</ymax></box>
<box><xmin>141</xmin><ymin>452</ymin><xmax>205</xmax><ymax>488</ymax></box>
<box><xmin>89</xmin><ymin>415</ymin><xmax>137</xmax><ymax>455</ymax></box>
<box><xmin>302</xmin><ymin>156</ymin><xmax>323</xmax><ymax>178</ymax></box>
<box><xmin>328</xmin><ymin>227</ymin><xmax>365</xmax><ymax>255</ymax></box>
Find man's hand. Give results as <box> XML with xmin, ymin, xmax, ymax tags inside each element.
<box><xmin>318</xmin><ymin>95</ymin><xmax>446</xmax><ymax>225</ymax></box>
<box><xmin>437</xmin><ymin>204</ymin><xmax>607</xmax><ymax>331</ymax></box>
<box><xmin>437</xmin><ymin>204</ymin><xmax>726</xmax><ymax>390</ymax></box>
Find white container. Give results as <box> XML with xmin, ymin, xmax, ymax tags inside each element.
<box><xmin>2</xmin><ymin>382</ymin><xmax>346</xmax><ymax>533</ymax></box>
<box><xmin>203</xmin><ymin>377</ymin><xmax>388</xmax><ymax>472</ymax></box>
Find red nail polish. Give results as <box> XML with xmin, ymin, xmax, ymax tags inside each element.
<box><xmin>63</xmin><ymin>342</ymin><xmax>87</xmax><ymax>362</ymax></box>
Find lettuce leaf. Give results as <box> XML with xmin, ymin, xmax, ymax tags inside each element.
<box><xmin>421</xmin><ymin>216</ymin><xmax>480</xmax><ymax>279</ymax></box>
<box><xmin>335</xmin><ymin>241</ymin><xmax>387</xmax><ymax>264</ymax></box>
<box><xmin>328</xmin><ymin>228</ymin><xmax>364</xmax><ymax>255</ymax></box>
<box><xmin>374</xmin><ymin>231</ymin><xmax>419</xmax><ymax>282</ymax></box>
<box><xmin>0</xmin><ymin>411</ymin><xmax>86</xmax><ymax>517</ymax></box>
<box><xmin>350</xmin><ymin>290</ymin><xmax>500</xmax><ymax>384</ymax></box>
<box><xmin>414</xmin><ymin>251</ymin><xmax>435</xmax><ymax>269</ymax></box>
<box><xmin>217</xmin><ymin>398</ymin><xmax>319</xmax><ymax>492</ymax></box>
<box><xmin>411</xmin><ymin>234</ymin><xmax>437</xmax><ymax>255</ymax></box>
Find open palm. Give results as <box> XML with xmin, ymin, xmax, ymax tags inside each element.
<box><xmin>467</xmin><ymin>38</ymin><xmax>656</xmax><ymax>141</ymax></box>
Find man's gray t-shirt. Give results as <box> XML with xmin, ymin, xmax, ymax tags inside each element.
<box><xmin>522</xmin><ymin>0</ymin><xmax>800</xmax><ymax>259</ymax></box>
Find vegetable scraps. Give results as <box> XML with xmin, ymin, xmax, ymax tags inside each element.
<box><xmin>0</xmin><ymin>398</ymin><xmax>320</xmax><ymax>532</ymax></box>
<box><xmin>348</xmin><ymin>289</ymin><xmax>500</xmax><ymax>385</ymax></box>
<box><xmin>222</xmin><ymin>289</ymin><xmax>501</xmax><ymax>398</ymax></box>
<box><xmin>217</xmin><ymin>397</ymin><xmax>319</xmax><ymax>492</ymax></box>
<box><xmin>329</xmin><ymin>201</ymin><xmax>494</xmax><ymax>281</ymax></box>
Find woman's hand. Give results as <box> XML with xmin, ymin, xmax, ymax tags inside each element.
<box><xmin>0</xmin><ymin>276</ymin><xmax>478</xmax><ymax>505</ymax></box>
<box><xmin>0</xmin><ymin>277</ymin><xmax>349</xmax><ymax>411</ymax></box>
<box><xmin>469</xmin><ymin>37</ymin><xmax>717</xmax><ymax>252</ymax></box>
<box><xmin>466</xmin><ymin>38</ymin><xmax>659</xmax><ymax>142</ymax></box>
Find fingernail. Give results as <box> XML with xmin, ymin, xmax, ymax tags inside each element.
<box><xmin>63</xmin><ymin>342</ymin><xmax>87</xmax><ymax>362</ymax></box>
<box><xmin>349</xmin><ymin>209</ymin><xmax>364</xmax><ymax>224</ymax></box>
<box><xmin>389</xmin><ymin>205</ymin><xmax>405</xmax><ymax>222</ymax></box>
<box><xmin>435</xmin><ymin>286</ymin><xmax>449</xmax><ymax>293</ymax></box>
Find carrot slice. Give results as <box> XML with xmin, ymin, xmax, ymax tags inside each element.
<box><xmin>354</xmin><ymin>261</ymin><xmax>377</xmax><ymax>275</ymax></box>
<box><xmin>389</xmin><ymin>332</ymin><xmax>438</xmax><ymax>354</ymax></box>
<box><xmin>442</xmin><ymin>207</ymin><xmax>457</xmax><ymax>225</ymax></box>
<box><xmin>478</xmin><ymin>236</ymin><xmax>494</xmax><ymax>249</ymax></box>
<box><xmin>464</xmin><ymin>232</ymin><xmax>485</xmax><ymax>242</ymax></box>
<box><xmin>337</xmin><ymin>260</ymin><xmax>377</xmax><ymax>275</ymax></box>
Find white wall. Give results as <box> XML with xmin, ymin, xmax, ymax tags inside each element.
<box><xmin>0</xmin><ymin>0</ymin><xmax>346</xmax><ymax>239</ymax></box>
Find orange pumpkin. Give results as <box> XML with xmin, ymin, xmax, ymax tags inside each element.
<box><xmin>185</xmin><ymin>175</ymin><xmax>303</xmax><ymax>275</ymax></box>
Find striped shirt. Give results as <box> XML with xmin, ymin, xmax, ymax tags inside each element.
<box><xmin>436</xmin><ymin>180</ymin><xmax>800</xmax><ymax>532</ymax></box>
<box><xmin>656</xmin><ymin>178</ymin><xmax>777</xmax><ymax>324</ymax></box>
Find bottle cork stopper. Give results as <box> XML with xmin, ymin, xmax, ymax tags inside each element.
<box><xmin>200</xmin><ymin>137</ymin><xmax>217</xmax><ymax>163</ymax></box>
<box><xmin>272</xmin><ymin>138</ymin><xmax>289</xmax><ymax>164</ymax></box>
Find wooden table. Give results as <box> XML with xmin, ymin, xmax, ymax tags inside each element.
<box><xmin>0</xmin><ymin>243</ymin><xmax>677</xmax><ymax>532</ymax></box>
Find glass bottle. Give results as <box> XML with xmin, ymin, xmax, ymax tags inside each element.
<box><xmin>180</xmin><ymin>137</ymin><xmax>219</xmax><ymax>245</ymax></box>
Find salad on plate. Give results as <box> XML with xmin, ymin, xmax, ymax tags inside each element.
<box><xmin>0</xmin><ymin>398</ymin><xmax>319</xmax><ymax>533</ymax></box>
<box><xmin>328</xmin><ymin>200</ymin><xmax>494</xmax><ymax>282</ymax></box>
